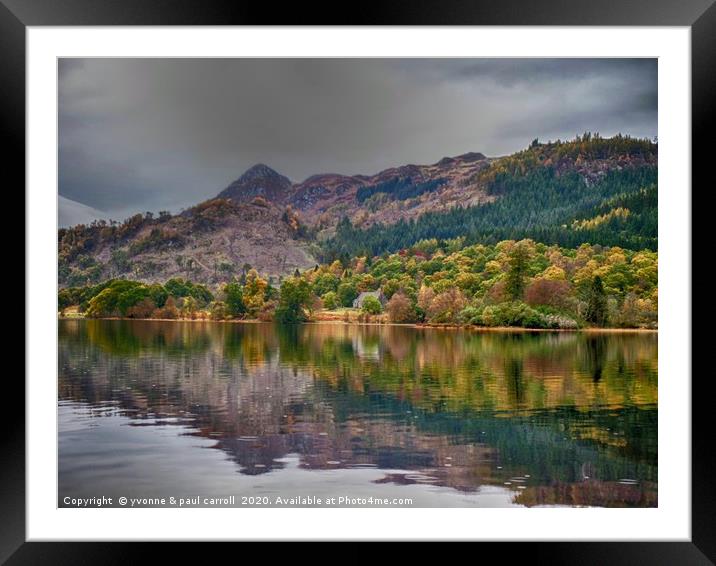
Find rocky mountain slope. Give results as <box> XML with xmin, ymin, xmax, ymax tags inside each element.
<box><xmin>59</xmin><ymin>197</ymin><xmax>316</xmax><ymax>287</ymax></box>
<box><xmin>287</xmin><ymin>151</ymin><xmax>492</xmax><ymax>231</ymax></box>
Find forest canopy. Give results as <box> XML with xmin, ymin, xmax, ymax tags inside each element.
<box><xmin>321</xmin><ymin>166</ymin><xmax>657</xmax><ymax>261</ymax></box>
<box><xmin>59</xmin><ymin>239</ymin><xmax>657</xmax><ymax>329</ymax></box>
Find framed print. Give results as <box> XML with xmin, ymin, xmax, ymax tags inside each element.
<box><xmin>6</xmin><ymin>0</ymin><xmax>712</xmax><ymax>560</ymax></box>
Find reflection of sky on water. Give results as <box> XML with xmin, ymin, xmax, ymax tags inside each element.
<box><xmin>59</xmin><ymin>402</ymin><xmax>519</xmax><ymax>508</ymax></box>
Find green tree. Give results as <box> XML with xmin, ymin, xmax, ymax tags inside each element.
<box><xmin>322</xmin><ymin>291</ymin><xmax>338</xmax><ymax>310</ymax></box>
<box><xmin>85</xmin><ymin>280</ymin><xmax>149</xmax><ymax>317</ymax></box>
<box><xmin>312</xmin><ymin>273</ymin><xmax>339</xmax><ymax>297</ymax></box>
<box><xmin>337</xmin><ymin>281</ymin><xmax>358</xmax><ymax>307</ymax></box>
<box><xmin>147</xmin><ymin>283</ymin><xmax>168</xmax><ymax>308</ymax></box>
<box><xmin>164</xmin><ymin>277</ymin><xmax>191</xmax><ymax>298</ymax></box>
<box><xmin>164</xmin><ymin>278</ymin><xmax>213</xmax><ymax>306</ymax></box>
<box><xmin>505</xmin><ymin>242</ymin><xmax>531</xmax><ymax>301</ymax></box>
<box><xmin>190</xmin><ymin>283</ymin><xmax>214</xmax><ymax>306</ymax></box>
<box><xmin>224</xmin><ymin>282</ymin><xmax>246</xmax><ymax>318</ymax></box>
<box><xmin>116</xmin><ymin>284</ymin><xmax>150</xmax><ymax>314</ymax></box>
<box><xmin>275</xmin><ymin>277</ymin><xmax>311</xmax><ymax>323</ymax></box>
<box><xmin>58</xmin><ymin>288</ymin><xmax>77</xmax><ymax>311</ymax></box>
<box><xmin>361</xmin><ymin>295</ymin><xmax>382</xmax><ymax>315</ymax></box>
<box><xmin>85</xmin><ymin>287</ymin><xmax>118</xmax><ymax>317</ymax></box>
<box><xmin>584</xmin><ymin>275</ymin><xmax>609</xmax><ymax>326</ymax></box>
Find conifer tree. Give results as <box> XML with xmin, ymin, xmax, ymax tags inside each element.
<box><xmin>585</xmin><ymin>275</ymin><xmax>609</xmax><ymax>326</ymax></box>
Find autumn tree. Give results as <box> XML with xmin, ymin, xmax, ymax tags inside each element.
<box><xmin>152</xmin><ymin>296</ymin><xmax>179</xmax><ymax>319</ymax></box>
<box><xmin>243</xmin><ymin>269</ymin><xmax>268</xmax><ymax>316</ymax></box>
<box><xmin>126</xmin><ymin>297</ymin><xmax>155</xmax><ymax>318</ymax></box>
<box><xmin>424</xmin><ymin>288</ymin><xmax>467</xmax><ymax>323</ymax></box>
<box><xmin>525</xmin><ymin>278</ymin><xmax>571</xmax><ymax>309</ymax></box>
<box><xmin>181</xmin><ymin>296</ymin><xmax>198</xmax><ymax>319</ymax></box>
<box><xmin>209</xmin><ymin>301</ymin><xmax>228</xmax><ymax>320</ymax></box>
<box><xmin>417</xmin><ymin>285</ymin><xmax>436</xmax><ymax>313</ymax></box>
<box><xmin>385</xmin><ymin>291</ymin><xmax>416</xmax><ymax>323</ymax></box>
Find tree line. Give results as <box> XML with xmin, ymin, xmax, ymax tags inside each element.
<box><xmin>59</xmin><ymin>238</ymin><xmax>657</xmax><ymax>329</ymax></box>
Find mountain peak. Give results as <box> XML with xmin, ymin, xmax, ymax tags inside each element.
<box><xmin>218</xmin><ymin>163</ymin><xmax>292</xmax><ymax>204</ymax></box>
<box><xmin>456</xmin><ymin>151</ymin><xmax>487</xmax><ymax>163</ymax></box>
<box><xmin>239</xmin><ymin>163</ymin><xmax>286</xmax><ymax>182</ymax></box>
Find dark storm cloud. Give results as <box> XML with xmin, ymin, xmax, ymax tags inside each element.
<box><xmin>58</xmin><ymin>58</ymin><xmax>657</xmax><ymax>224</ymax></box>
<box><xmin>444</xmin><ymin>58</ymin><xmax>655</xmax><ymax>86</ymax></box>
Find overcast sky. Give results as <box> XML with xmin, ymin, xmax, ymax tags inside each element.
<box><xmin>59</xmin><ymin>58</ymin><xmax>657</xmax><ymax>226</ymax></box>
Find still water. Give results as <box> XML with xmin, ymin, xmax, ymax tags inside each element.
<box><xmin>58</xmin><ymin>320</ymin><xmax>657</xmax><ymax>508</ymax></box>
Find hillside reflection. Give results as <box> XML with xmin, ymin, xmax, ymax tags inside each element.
<box><xmin>59</xmin><ymin>320</ymin><xmax>657</xmax><ymax>507</ymax></box>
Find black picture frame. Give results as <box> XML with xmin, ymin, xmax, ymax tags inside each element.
<box><xmin>6</xmin><ymin>0</ymin><xmax>711</xmax><ymax>560</ymax></box>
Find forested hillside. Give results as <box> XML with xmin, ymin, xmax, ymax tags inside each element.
<box><xmin>321</xmin><ymin>135</ymin><xmax>657</xmax><ymax>261</ymax></box>
<box><xmin>58</xmin><ymin>134</ymin><xmax>657</xmax><ymax>291</ymax></box>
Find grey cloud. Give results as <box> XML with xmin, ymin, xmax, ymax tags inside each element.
<box><xmin>450</xmin><ymin>58</ymin><xmax>655</xmax><ymax>86</ymax></box>
<box><xmin>59</xmin><ymin>58</ymin><xmax>657</xmax><ymax>223</ymax></box>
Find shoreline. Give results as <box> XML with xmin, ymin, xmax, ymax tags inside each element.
<box><xmin>58</xmin><ymin>314</ymin><xmax>657</xmax><ymax>333</ymax></box>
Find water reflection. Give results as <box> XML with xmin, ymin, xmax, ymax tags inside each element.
<box><xmin>59</xmin><ymin>320</ymin><xmax>657</xmax><ymax>507</ymax></box>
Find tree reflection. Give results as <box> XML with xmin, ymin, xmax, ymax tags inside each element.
<box><xmin>59</xmin><ymin>320</ymin><xmax>658</xmax><ymax>507</ymax></box>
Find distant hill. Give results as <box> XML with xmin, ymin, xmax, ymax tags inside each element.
<box><xmin>58</xmin><ymin>134</ymin><xmax>657</xmax><ymax>287</ymax></box>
